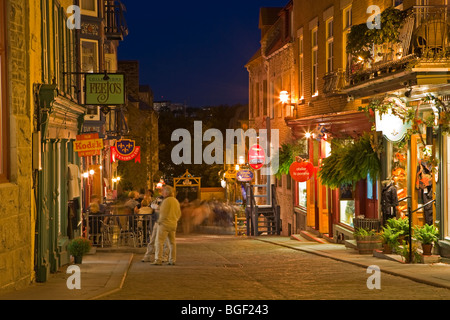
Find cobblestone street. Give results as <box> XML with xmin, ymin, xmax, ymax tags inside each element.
<box><xmin>103</xmin><ymin>235</ymin><xmax>450</xmax><ymax>300</ymax></box>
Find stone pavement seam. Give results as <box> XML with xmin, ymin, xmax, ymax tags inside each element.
<box><xmin>88</xmin><ymin>253</ymin><xmax>134</xmax><ymax>300</ymax></box>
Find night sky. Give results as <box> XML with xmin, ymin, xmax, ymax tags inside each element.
<box><xmin>117</xmin><ymin>0</ymin><xmax>289</xmax><ymax>108</ymax></box>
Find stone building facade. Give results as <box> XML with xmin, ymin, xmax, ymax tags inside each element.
<box><xmin>0</xmin><ymin>0</ymin><xmax>36</xmax><ymax>292</ymax></box>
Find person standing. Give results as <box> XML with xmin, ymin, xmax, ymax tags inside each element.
<box><xmin>152</xmin><ymin>186</ymin><xmax>181</xmax><ymax>266</ymax></box>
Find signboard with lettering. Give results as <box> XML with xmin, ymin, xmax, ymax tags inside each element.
<box><xmin>85</xmin><ymin>73</ymin><xmax>125</xmax><ymax>105</ymax></box>
<box><xmin>74</xmin><ymin>133</ymin><xmax>104</xmax><ymax>157</ymax></box>
<box><xmin>237</xmin><ymin>169</ymin><xmax>254</xmax><ymax>182</ymax></box>
<box><xmin>248</xmin><ymin>144</ymin><xmax>266</xmax><ymax>170</ymax></box>
<box><xmin>290</xmin><ymin>160</ymin><xmax>314</xmax><ymax>183</ymax></box>
<box><xmin>111</xmin><ymin>139</ymin><xmax>141</xmax><ymax>163</ymax></box>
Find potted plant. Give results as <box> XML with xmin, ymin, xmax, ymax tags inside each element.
<box><xmin>386</xmin><ymin>217</ymin><xmax>410</xmax><ymax>243</ymax></box>
<box><xmin>398</xmin><ymin>240</ymin><xmax>421</xmax><ymax>264</ymax></box>
<box><xmin>379</xmin><ymin>225</ymin><xmax>401</xmax><ymax>254</ymax></box>
<box><xmin>414</xmin><ymin>224</ymin><xmax>440</xmax><ymax>256</ymax></box>
<box><xmin>354</xmin><ymin>228</ymin><xmax>382</xmax><ymax>255</ymax></box>
<box><xmin>67</xmin><ymin>237</ymin><xmax>92</xmax><ymax>264</ymax></box>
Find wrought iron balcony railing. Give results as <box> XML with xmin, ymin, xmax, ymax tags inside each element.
<box><xmin>104</xmin><ymin>0</ymin><xmax>129</xmax><ymax>41</ymax></box>
<box><xmin>346</xmin><ymin>5</ymin><xmax>450</xmax><ymax>88</ymax></box>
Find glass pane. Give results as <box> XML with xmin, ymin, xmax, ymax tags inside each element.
<box><xmin>298</xmin><ymin>182</ymin><xmax>307</xmax><ymax>208</ymax></box>
<box><xmin>340</xmin><ymin>200</ymin><xmax>355</xmax><ymax>227</ymax></box>
<box><xmin>81</xmin><ymin>41</ymin><xmax>98</xmax><ymax>73</ymax></box>
<box><xmin>81</xmin><ymin>0</ymin><xmax>95</xmax><ymax>11</ymax></box>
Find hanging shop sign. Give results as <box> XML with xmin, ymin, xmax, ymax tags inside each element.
<box><xmin>85</xmin><ymin>73</ymin><xmax>125</xmax><ymax>106</ymax></box>
<box><xmin>237</xmin><ymin>169</ymin><xmax>254</xmax><ymax>182</ymax></box>
<box><xmin>248</xmin><ymin>144</ymin><xmax>266</xmax><ymax>170</ymax></box>
<box><xmin>375</xmin><ymin>98</ymin><xmax>411</xmax><ymax>143</ymax></box>
<box><xmin>290</xmin><ymin>158</ymin><xmax>314</xmax><ymax>183</ymax></box>
<box><xmin>111</xmin><ymin>139</ymin><xmax>141</xmax><ymax>163</ymax></box>
<box><xmin>74</xmin><ymin>133</ymin><xmax>104</xmax><ymax>157</ymax></box>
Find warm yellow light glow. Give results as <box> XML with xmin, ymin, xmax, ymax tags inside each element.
<box><xmin>116</xmin><ymin>177</ymin><xmax>121</xmax><ymax>181</ymax></box>
<box><xmin>83</xmin><ymin>172</ymin><xmax>89</xmax><ymax>178</ymax></box>
<box><xmin>280</xmin><ymin>91</ymin><xmax>289</xmax><ymax>104</ymax></box>
<box><xmin>89</xmin><ymin>169</ymin><xmax>95</xmax><ymax>175</ymax></box>
<box><xmin>305</xmin><ymin>132</ymin><xmax>312</xmax><ymax>139</ymax></box>
<box><xmin>235</xmin><ymin>164</ymin><xmax>240</xmax><ymax>171</ymax></box>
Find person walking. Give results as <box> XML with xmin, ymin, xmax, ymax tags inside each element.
<box><xmin>152</xmin><ymin>186</ymin><xmax>181</xmax><ymax>266</ymax></box>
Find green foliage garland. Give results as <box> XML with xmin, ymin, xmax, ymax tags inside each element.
<box><xmin>275</xmin><ymin>141</ymin><xmax>308</xmax><ymax>179</ymax></box>
<box><xmin>318</xmin><ymin>133</ymin><xmax>381</xmax><ymax>189</ymax></box>
<box><xmin>347</xmin><ymin>7</ymin><xmax>408</xmax><ymax>60</ymax></box>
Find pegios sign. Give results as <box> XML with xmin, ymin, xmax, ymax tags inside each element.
<box><xmin>111</xmin><ymin>139</ymin><xmax>141</xmax><ymax>163</ymax></box>
<box><xmin>74</xmin><ymin>133</ymin><xmax>103</xmax><ymax>157</ymax></box>
<box><xmin>85</xmin><ymin>73</ymin><xmax>125</xmax><ymax>106</ymax></box>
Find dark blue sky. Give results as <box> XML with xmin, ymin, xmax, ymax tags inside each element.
<box><xmin>118</xmin><ymin>1</ymin><xmax>288</xmax><ymax>107</ymax></box>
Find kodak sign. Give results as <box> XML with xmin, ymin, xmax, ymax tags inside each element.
<box><xmin>74</xmin><ymin>133</ymin><xmax>104</xmax><ymax>157</ymax></box>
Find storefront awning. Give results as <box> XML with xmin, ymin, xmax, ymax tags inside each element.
<box><xmin>286</xmin><ymin>111</ymin><xmax>373</xmax><ymax>140</ymax></box>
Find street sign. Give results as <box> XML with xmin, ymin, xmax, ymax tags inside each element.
<box><xmin>248</xmin><ymin>144</ymin><xmax>265</xmax><ymax>170</ymax></box>
<box><xmin>111</xmin><ymin>139</ymin><xmax>141</xmax><ymax>163</ymax></box>
<box><xmin>85</xmin><ymin>73</ymin><xmax>125</xmax><ymax>105</ymax></box>
<box><xmin>74</xmin><ymin>133</ymin><xmax>103</xmax><ymax>157</ymax></box>
<box><xmin>237</xmin><ymin>169</ymin><xmax>254</xmax><ymax>182</ymax></box>
<box><xmin>290</xmin><ymin>160</ymin><xmax>314</xmax><ymax>183</ymax></box>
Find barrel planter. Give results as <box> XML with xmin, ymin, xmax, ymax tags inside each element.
<box><xmin>356</xmin><ymin>236</ymin><xmax>382</xmax><ymax>255</ymax></box>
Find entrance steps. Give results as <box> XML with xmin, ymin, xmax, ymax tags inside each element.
<box><xmin>292</xmin><ymin>230</ymin><xmax>329</xmax><ymax>244</ymax></box>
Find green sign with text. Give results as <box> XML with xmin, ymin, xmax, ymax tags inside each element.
<box><xmin>85</xmin><ymin>74</ymin><xmax>125</xmax><ymax>105</ymax></box>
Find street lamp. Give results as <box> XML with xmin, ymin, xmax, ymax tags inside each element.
<box><xmin>280</xmin><ymin>91</ymin><xmax>290</xmax><ymax>104</ymax></box>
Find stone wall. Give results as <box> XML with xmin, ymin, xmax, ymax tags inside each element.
<box><xmin>0</xmin><ymin>0</ymin><xmax>33</xmax><ymax>294</ymax></box>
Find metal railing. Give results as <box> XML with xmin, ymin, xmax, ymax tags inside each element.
<box><xmin>85</xmin><ymin>212</ymin><xmax>155</xmax><ymax>248</ymax></box>
<box><xmin>346</xmin><ymin>5</ymin><xmax>450</xmax><ymax>86</ymax></box>
<box><xmin>104</xmin><ymin>0</ymin><xmax>129</xmax><ymax>41</ymax></box>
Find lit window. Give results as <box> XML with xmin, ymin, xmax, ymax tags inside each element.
<box><xmin>311</xmin><ymin>28</ymin><xmax>319</xmax><ymax>96</ymax></box>
<box><xmin>81</xmin><ymin>0</ymin><xmax>98</xmax><ymax>17</ymax></box>
<box><xmin>326</xmin><ymin>18</ymin><xmax>334</xmax><ymax>73</ymax></box>
<box><xmin>298</xmin><ymin>182</ymin><xmax>307</xmax><ymax>209</ymax></box>
<box><xmin>343</xmin><ymin>5</ymin><xmax>352</xmax><ymax>71</ymax></box>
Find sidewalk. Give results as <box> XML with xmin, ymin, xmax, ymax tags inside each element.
<box><xmin>258</xmin><ymin>236</ymin><xmax>450</xmax><ymax>290</ymax></box>
<box><xmin>0</xmin><ymin>252</ymin><xmax>134</xmax><ymax>300</ymax></box>
<box><xmin>1</xmin><ymin>235</ymin><xmax>450</xmax><ymax>300</ymax></box>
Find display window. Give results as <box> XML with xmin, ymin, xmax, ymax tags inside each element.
<box><xmin>445</xmin><ymin>135</ymin><xmax>450</xmax><ymax>240</ymax></box>
<box><xmin>339</xmin><ymin>184</ymin><xmax>354</xmax><ymax>227</ymax></box>
<box><xmin>297</xmin><ymin>181</ymin><xmax>307</xmax><ymax>209</ymax></box>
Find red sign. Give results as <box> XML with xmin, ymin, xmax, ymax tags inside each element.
<box><xmin>74</xmin><ymin>133</ymin><xmax>103</xmax><ymax>157</ymax></box>
<box><xmin>290</xmin><ymin>160</ymin><xmax>314</xmax><ymax>183</ymax></box>
<box><xmin>111</xmin><ymin>139</ymin><xmax>141</xmax><ymax>163</ymax></box>
<box><xmin>248</xmin><ymin>144</ymin><xmax>266</xmax><ymax>170</ymax></box>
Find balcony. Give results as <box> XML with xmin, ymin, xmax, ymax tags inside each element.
<box><xmin>104</xmin><ymin>0</ymin><xmax>129</xmax><ymax>41</ymax></box>
<box><xmin>344</xmin><ymin>5</ymin><xmax>450</xmax><ymax>98</ymax></box>
<box><xmin>323</xmin><ymin>69</ymin><xmax>346</xmax><ymax>96</ymax></box>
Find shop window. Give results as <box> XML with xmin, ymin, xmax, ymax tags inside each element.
<box><xmin>391</xmin><ymin>143</ymin><xmax>408</xmax><ymax>218</ymax></box>
<box><xmin>339</xmin><ymin>184</ymin><xmax>354</xmax><ymax>227</ymax></box>
<box><xmin>0</xmin><ymin>0</ymin><xmax>8</xmax><ymax>183</ymax></box>
<box><xmin>297</xmin><ymin>182</ymin><xmax>307</xmax><ymax>209</ymax></box>
<box><xmin>298</xmin><ymin>33</ymin><xmax>304</xmax><ymax>100</ymax></box>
